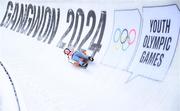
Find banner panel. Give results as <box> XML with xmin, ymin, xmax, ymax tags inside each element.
<box><xmin>129</xmin><ymin>5</ymin><xmax>180</xmax><ymax>80</ymax></box>
<box><xmin>101</xmin><ymin>9</ymin><xmax>141</xmax><ymax>69</ymax></box>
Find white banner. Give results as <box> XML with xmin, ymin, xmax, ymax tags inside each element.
<box><xmin>129</xmin><ymin>5</ymin><xmax>180</xmax><ymax>81</ymax></box>
<box><xmin>101</xmin><ymin>9</ymin><xmax>141</xmax><ymax>69</ymax></box>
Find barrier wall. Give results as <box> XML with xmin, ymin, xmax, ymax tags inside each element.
<box><xmin>0</xmin><ymin>0</ymin><xmax>179</xmax><ymax>111</ymax></box>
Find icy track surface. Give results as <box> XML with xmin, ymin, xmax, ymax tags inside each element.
<box><xmin>0</xmin><ymin>2</ymin><xmax>180</xmax><ymax>111</ymax></box>
<box><xmin>0</xmin><ymin>24</ymin><xmax>180</xmax><ymax>111</ymax></box>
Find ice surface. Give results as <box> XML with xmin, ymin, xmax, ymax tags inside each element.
<box><xmin>0</xmin><ymin>1</ymin><xmax>179</xmax><ymax>111</ymax></box>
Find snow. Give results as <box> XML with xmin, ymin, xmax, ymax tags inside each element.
<box><xmin>0</xmin><ymin>23</ymin><xmax>179</xmax><ymax>111</ymax></box>
<box><xmin>0</xmin><ymin>1</ymin><xmax>180</xmax><ymax>110</ymax></box>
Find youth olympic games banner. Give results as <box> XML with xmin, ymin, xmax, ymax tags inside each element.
<box><xmin>101</xmin><ymin>9</ymin><xmax>141</xmax><ymax>69</ymax></box>
<box><xmin>128</xmin><ymin>5</ymin><xmax>180</xmax><ymax>81</ymax></box>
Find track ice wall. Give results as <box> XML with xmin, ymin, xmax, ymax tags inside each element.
<box><xmin>0</xmin><ymin>0</ymin><xmax>180</xmax><ymax>111</ymax></box>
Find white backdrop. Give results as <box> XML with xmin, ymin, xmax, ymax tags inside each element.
<box><xmin>0</xmin><ymin>0</ymin><xmax>180</xmax><ymax>111</ymax></box>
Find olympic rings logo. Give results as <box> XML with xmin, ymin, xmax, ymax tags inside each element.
<box><xmin>113</xmin><ymin>28</ymin><xmax>137</xmax><ymax>51</ymax></box>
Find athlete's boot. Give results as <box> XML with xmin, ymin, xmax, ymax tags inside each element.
<box><xmin>88</xmin><ymin>57</ymin><xmax>94</xmax><ymax>61</ymax></box>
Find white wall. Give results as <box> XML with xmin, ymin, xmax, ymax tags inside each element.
<box><xmin>0</xmin><ymin>0</ymin><xmax>179</xmax><ymax>111</ymax></box>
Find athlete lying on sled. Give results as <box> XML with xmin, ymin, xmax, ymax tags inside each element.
<box><xmin>64</xmin><ymin>48</ymin><xmax>94</xmax><ymax>68</ymax></box>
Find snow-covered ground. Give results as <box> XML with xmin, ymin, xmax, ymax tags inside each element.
<box><xmin>0</xmin><ymin>1</ymin><xmax>180</xmax><ymax>111</ymax></box>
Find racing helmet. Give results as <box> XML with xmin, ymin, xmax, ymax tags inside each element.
<box><xmin>64</xmin><ymin>48</ymin><xmax>71</xmax><ymax>55</ymax></box>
